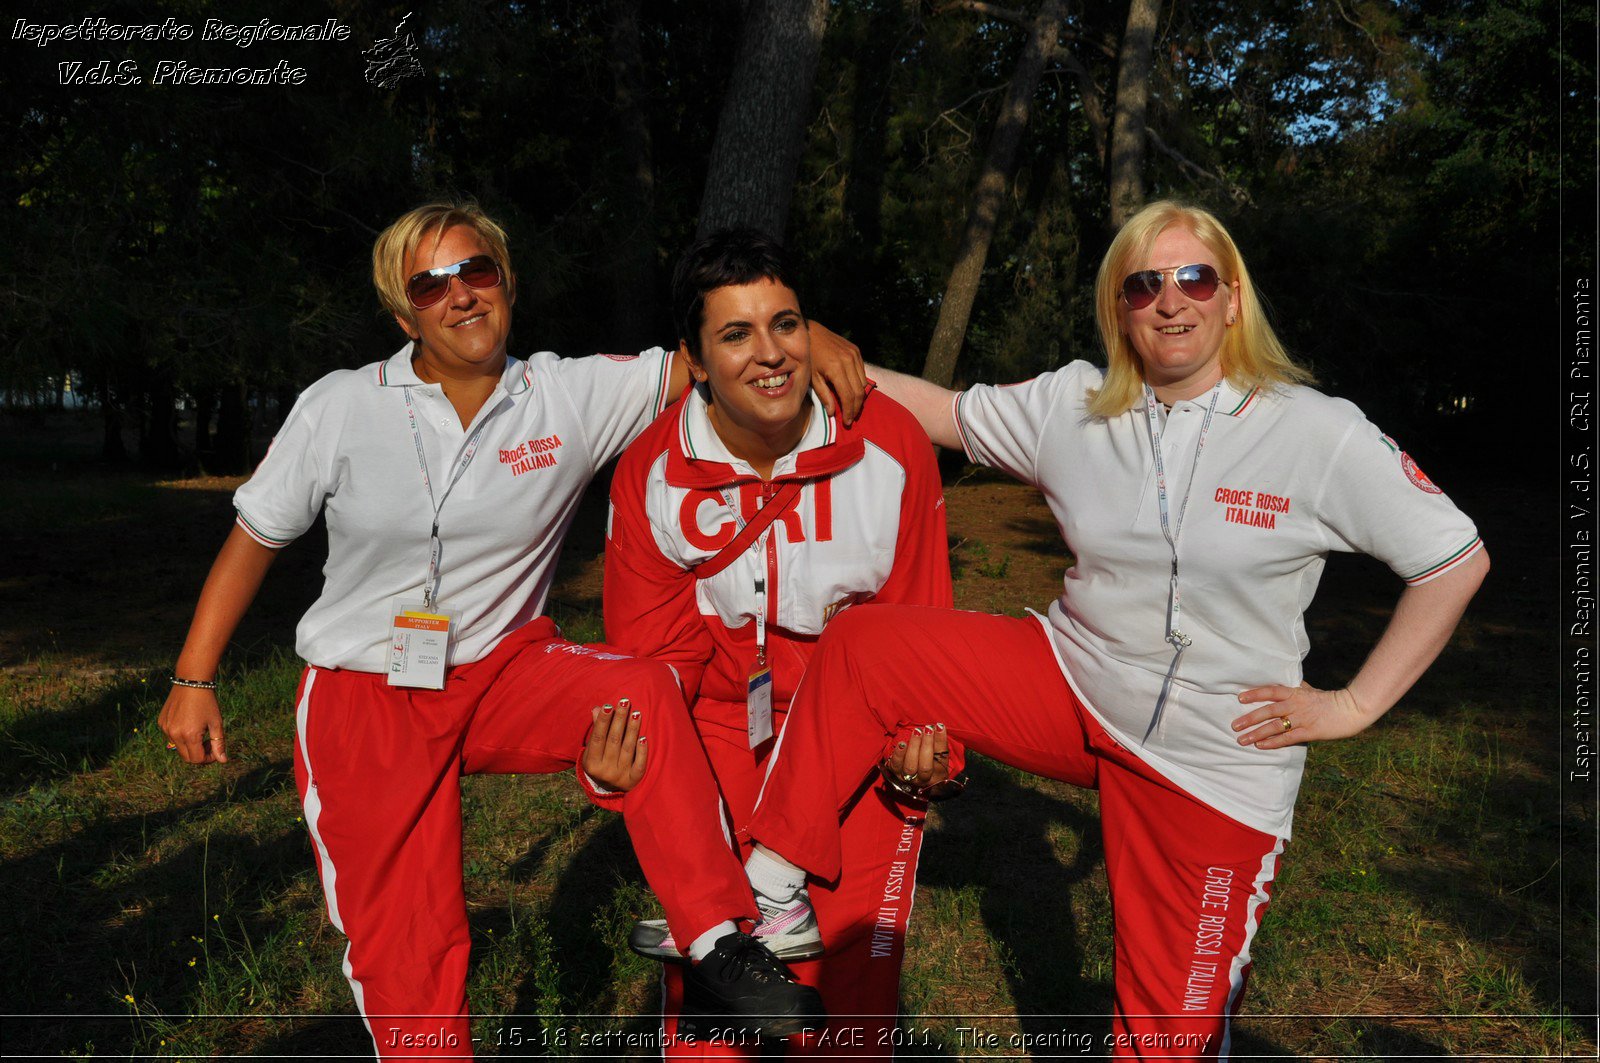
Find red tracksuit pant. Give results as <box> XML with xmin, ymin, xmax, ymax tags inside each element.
<box><xmin>748</xmin><ymin>607</ymin><xmax>1284</xmax><ymax>1061</ymax></box>
<box><xmin>291</xmin><ymin>618</ymin><xmax>756</xmax><ymax>1060</ymax></box>
<box><xmin>660</xmin><ymin>704</ymin><xmax>924</xmax><ymax>1060</ymax></box>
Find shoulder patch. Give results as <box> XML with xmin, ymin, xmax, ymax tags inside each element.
<box><xmin>1400</xmin><ymin>451</ymin><xmax>1442</xmax><ymax>494</ymax></box>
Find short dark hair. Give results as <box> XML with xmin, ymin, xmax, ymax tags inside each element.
<box><xmin>672</xmin><ymin>228</ymin><xmax>800</xmax><ymax>356</ymax></box>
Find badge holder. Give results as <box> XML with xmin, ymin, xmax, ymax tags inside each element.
<box><xmin>746</xmin><ymin>576</ymin><xmax>774</xmax><ymax>748</ymax></box>
<box><xmin>386</xmin><ymin>598</ymin><xmax>458</xmax><ymax>690</ymax></box>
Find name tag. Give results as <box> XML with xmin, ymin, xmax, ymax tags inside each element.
<box><xmin>747</xmin><ymin>667</ymin><xmax>774</xmax><ymax>749</ymax></box>
<box><xmin>386</xmin><ymin>599</ymin><xmax>454</xmax><ymax>689</ymax></box>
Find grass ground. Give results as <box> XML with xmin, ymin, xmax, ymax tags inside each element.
<box><xmin>1</xmin><ymin>410</ymin><xmax>1593</xmax><ymax>1059</ymax></box>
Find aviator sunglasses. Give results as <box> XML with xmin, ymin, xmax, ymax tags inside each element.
<box><xmin>1119</xmin><ymin>263</ymin><xmax>1224</xmax><ymax>310</ymax></box>
<box><xmin>405</xmin><ymin>255</ymin><xmax>503</xmax><ymax>309</ymax></box>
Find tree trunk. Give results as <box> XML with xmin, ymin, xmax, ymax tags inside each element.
<box><xmin>607</xmin><ymin>0</ymin><xmax>659</xmax><ymax>350</ymax></box>
<box><xmin>192</xmin><ymin>385</ymin><xmax>216</xmax><ymax>470</ymax></box>
<box><xmin>1061</xmin><ymin>48</ymin><xmax>1110</xmax><ymax>168</ymax></box>
<box><xmin>213</xmin><ymin>382</ymin><xmax>253</xmax><ymax>475</ymax></box>
<box><xmin>99</xmin><ymin>377</ymin><xmax>127</xmax><ymax>463</ymax></box>
<box><xmin>139</xmin><ymin>374</ymin><xmax>185</xmax><ymax>471</ymax></box>
<box><xmin>1107</xmin><ymin>0</ymin><xmax>1161</xmax><ymax>227</ymax></box>
<box><xmin>920</xmin><ymin>0</ymin><xmax>1065</xmax><ymax>388</ymax></box>
<box><xmin>832</xmin><ymin>1</ymin><xmax>903</xmax><ymax>359</ymax></box>
<box><xmin>695</xmin><ymin>0</ymin><xmax>829</xmax><ymax>240</ymax></box>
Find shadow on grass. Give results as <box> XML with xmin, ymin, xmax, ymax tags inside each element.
<box><xmin>1</xmin><ymin>759</ymin><xmax>306</xmax><ymax>1054</ymax></box>
<box><xmin>914</xmin><ymin>756</ymin><xmax>1114</xmax><ymax>1043</ymax></box>
<box><xmin>504</xmin><ymin>809</ymin><xmax>654</xmax><ymax>1019</ymax></box>
<box><xmin>1</xmin><ymin>675</ymin><xmax>157</xmax><ymax>797</ymax></box>
<box><xmin>1005</xmin><ymin>513</ymin><xmax>1070</xmax><ymax>560</ymax></box>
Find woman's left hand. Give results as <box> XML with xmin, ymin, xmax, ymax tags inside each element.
<box><xmin>807</xmin><ymin>320</ymin><xmax>868</xmax><ymax>427</ymax></box>
<box><xmin>885</xmin><ymin>724</ymin><xmax>950</xmax><ymax>789</ymax></box>
<box><xmin>1232</xmin><ymin>682</ymin><xmax>1374</xmax><ymax>749</ymax></box>
<box><xmin>582</xmin><ymin>700</ymin><xmax>648</xmax><ymax>791</ymax></box>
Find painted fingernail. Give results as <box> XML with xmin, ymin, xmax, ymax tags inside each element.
<box><xmin>602</xmin><ymin>704</ymin><xmax>614</xmax><ymax>714</ymax></box>
<box><xmin>619</xmin><ymin>698</ymin><xmax>631</xmax><ymax>711</ymax></box>
<box><xmin>630</xmin><ymin>711</ymin><xmax>641</xmax><ymax>720</ymax></box>
<box><xmin>937</xmin><ymin>723</ymin><xmax>946</xmax><ymax>731</ymax></box>
<box><xmin>637</xmin><ymin>736</ymin><xmax>647</xmax><ymax>744</ymax></box>
<box><xmin>897</xmin><ymin>742</ymin><xmax>907</xmax><ymax>749</ymax></box>
<box><xmin>913</xmin><ymin>727</ymin><xmax>923</xmax><ymax>735</ymax></box>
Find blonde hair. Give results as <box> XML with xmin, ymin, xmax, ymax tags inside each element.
<box><xmin>1088</xmin><ymin>200</ymin><xmax>1311</xmax><ymax>418</ymax></box>
<box><xmin>372</xmin><ymin>202</ymin><xmax>514</xmax><ymax>327</ymax></box>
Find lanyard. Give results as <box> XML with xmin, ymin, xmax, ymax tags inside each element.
<box><xmin>404</xmin><ymin>387</ymin><xmax>492</xmax><ymax>609</ymax></box>
<box><xmin>718</xmin><ymin>485</ymin><xmax>771</xmax><ymax>667</ymax></box>
<box><xmin>1140</xmin><ymin>381</ymin><xmax>1223</xmax><ymax>742</ymax></box>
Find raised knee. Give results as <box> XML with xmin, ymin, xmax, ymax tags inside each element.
<box><xmin>607</xmin><ymin>658</ymin><xmax>687</xmax><ymax>713</ymax></box>
<box><xmin>819</xmin><ymin>605</ymin><xmax>904</xmax><ymax>667</ymax></box>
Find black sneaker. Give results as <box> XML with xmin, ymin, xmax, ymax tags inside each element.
<box><xmin>678</xmin><ymin>931</ymin><xmax>825</xmax><ymax>1041</ymax></box>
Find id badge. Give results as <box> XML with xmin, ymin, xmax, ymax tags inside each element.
<box><xmin>746</xmin><ymin>667</ymin><xmax>774</xmax><ymax>749</ymax></box>
<box><xmin>386</xmin><ymin>599</ymin><xmax>455</xmax><ymax>689</ymax></box>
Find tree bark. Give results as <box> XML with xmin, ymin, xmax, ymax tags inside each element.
<box><xmin>1107</xmin><ymin>0</ymin><xmax>1161</xmax><ymax>227</ymax></box>
<box><xmin>1057</xmin><ymin>46</ymin><xmax>1110</xmax><ymax>167</ymax></box>
<box><xmin>607</xmin><ymin>0</ymin><xmax>659</xmax><ymax>350</ymax></box>
<box><xmin>213</xmin><ymin>381</ymin><xmax>253</xmax><ymax>475</ymax></box>
<box><xmin>192</xmin><ymin>385</ymin><xmax>216</xmax><ymax>469</ymax></box>
<box><xmin>695</xmin><ymin>0</ymin><xmax>829</xmax><ymax>239</ymax></box>
<box><xmin>98</xmin><ymin>378</ymin><xmax>127</xmax><ymax>463</ymax></box>
<box><xmin>920</xmin><ymin>0</ymin><xmax>1065</xmax><ymax>388</ymax></box>
<box><xmin>139</xmin><ymin>374</ymin><xmax>185</xmax><ymax>472</ymax></box>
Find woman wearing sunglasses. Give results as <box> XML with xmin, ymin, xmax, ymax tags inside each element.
<box><xmin>730</xmin><ymin>200</ymin><xmax>1489</xmax><ymax>1057</ymax></box>
<box><xmin>157</xmin><ymin>203</ymin><xmax>869</xmax><ymax>1058</ymax></box>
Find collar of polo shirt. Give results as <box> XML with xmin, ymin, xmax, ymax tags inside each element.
<box><xmin>376</xmin><ymin>342</ymin><xmax>534</xmax><ymax>396</ymax></box>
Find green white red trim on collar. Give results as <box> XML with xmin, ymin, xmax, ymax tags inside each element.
<box><xmin>1225</xmin><ymin>385</ymin><xmax>1261</xmax><ymax>417</ymax></box>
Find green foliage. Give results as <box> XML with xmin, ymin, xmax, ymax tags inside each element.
<box><xmin>3</xmin><ymin>0</ymin><xmax>1577</xmax><ymax>455</ymax></box>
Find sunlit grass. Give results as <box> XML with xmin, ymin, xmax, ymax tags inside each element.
<box><xmin>2</xmin><ymin>462</ymin><xmax>1588</xmax><ymax>1058</ymax></box>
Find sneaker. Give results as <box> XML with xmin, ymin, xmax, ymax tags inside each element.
<box><xmin>629</xmin><ymin>890</ymin><xmax>824</xmax><ymax>964</ymax></box>
<box><xmin>678</xmin><ymin>931</ymin><xmax>825</xmax><ymax>1041</ymax></box>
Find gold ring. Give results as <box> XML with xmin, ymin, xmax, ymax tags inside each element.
<box><xmin>1279</xmin><ymin>716</ymin><xmax>1293</xmax><ymax>733</ymax></box>
<box><xmin>902</xmin><ymin>773</ymin><xmax>918</xmax><ymax>783</ymax></box>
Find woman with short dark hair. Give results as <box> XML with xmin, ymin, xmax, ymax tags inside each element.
<box><xmin>602</xmin><ymin>228</ymin><xmax>956</xmax><ymax>1057</ymax></box>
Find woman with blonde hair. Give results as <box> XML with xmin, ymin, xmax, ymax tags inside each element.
<box><xmin>720</xmin><ymin>200</ymin><xmax>1488</xmax><ymax>1057</ymax></box>
<box><xmin>158</xmin><ymin>202</ymin><xmax>869</xmax><ymax>1058</ymax></box>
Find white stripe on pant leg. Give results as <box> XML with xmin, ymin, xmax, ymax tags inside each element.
<box><xmin>296</xmin><ymin>670</ymin><xmax>377</xmax><ymax>1052</ymax></box>
<box><xmin>1218</xmin><ymin>837</ymin><xmax>1284</xmax><ymax>1061</ymax></box>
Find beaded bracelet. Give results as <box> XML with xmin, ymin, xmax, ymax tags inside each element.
<box><xmin>170</xmin><ymin>676</ymin><xmax>218</xmax><ymax>690</ymax></box>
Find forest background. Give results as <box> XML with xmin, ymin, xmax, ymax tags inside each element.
<box><xmin>3</xmin><ymin>0</ymin><xmax>1596</xmax><ymax>1058</ymax></box>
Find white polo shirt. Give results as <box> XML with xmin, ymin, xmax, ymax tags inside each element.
<box><xmin>234</xmin><ymin>343</ymin><xmax>675</xmax><ymax>672</ymax></box>
<box><xmin>953</xmin><ymin>361</ymin><xmax>1483</xmax><ymax>838</ymax></box>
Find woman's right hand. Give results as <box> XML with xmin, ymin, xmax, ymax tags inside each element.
<box><xmin>159</xmin><ymin>685</ymin><xmax>229</xmax><ymax>764</ymax></box>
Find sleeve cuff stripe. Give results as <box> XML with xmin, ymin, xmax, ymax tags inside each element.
<box><xmin>654</xmin><ymin>350</ymin><xmax>674</xmax><ymax>415</ymax></box>
<box><xmin>1403</xmin><ymin>536</ymin><xmax>1483</xmax><ymax>584</ymax></box>
<box><xmin>952</xmin><ymin>392</ymin><xmax>978</xmax><ymax>462</ymax></box>
<box><xmin>235</xmin><ymin>513</ymin><xmax>293</xmax><ymax>548</ymax></box>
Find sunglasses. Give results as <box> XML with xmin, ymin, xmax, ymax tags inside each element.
<box><xmin>1119</xmin><ymin>263</ymin><xmax>1223</xmax><ymax>310</ymax></box>
<box><xmin>405</xmin><ymin>255</ymin><xmax>503</xmax><ymax>309</ymax></box>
